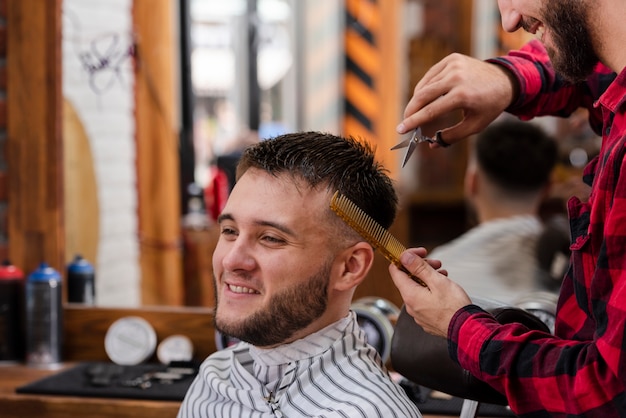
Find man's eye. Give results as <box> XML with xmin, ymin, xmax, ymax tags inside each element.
<box><xmin>262</xmin><ymin>235</ymin><xmax>285</xmax><ymax>244</ymax></box>
<box><xmin>220</xmin><ymin>227</ymin><xmax>237</xmax><ymax>236</ymax></box>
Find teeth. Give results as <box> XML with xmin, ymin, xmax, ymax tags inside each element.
<box><xmin>228</xmin><ymin>284</ymin><xmax>258</xmax><ymax>294</ymax></box>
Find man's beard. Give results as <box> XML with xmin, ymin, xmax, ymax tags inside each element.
<box><xmin>543</xmin><ymin>0</ymin><xmax>599</xmax><ymax>82</ymax></box>
<box><xmin>214</xmin><ymin>262</ymin><xmax>331</xmax><ymax>347</ymax></box>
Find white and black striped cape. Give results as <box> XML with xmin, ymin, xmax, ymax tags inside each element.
<box><xmin>177</xmin><ymin>311</ymin><xmax>422</xmax><ymax>417</ymax></box>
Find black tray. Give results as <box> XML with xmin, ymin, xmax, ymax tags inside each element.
<box><xmin>16</xmin><ymin>361</ymin><xmax>198</xmax><ymax>401</ymax></box>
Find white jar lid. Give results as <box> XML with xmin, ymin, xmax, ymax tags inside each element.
<box><xmin>157</xmin><ymin>334</ymin><xmax>194</xmax><ymax>364</ymax></box>
<box><xmin>104</xmin><ymin>316</ymin><xmax>157</xmax><ymax>365</ymax></box>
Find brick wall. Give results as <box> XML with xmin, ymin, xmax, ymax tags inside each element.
<box><xmin>63</xmin><ymin>0</ymin><xmax>139</xmax><ymax>306</ymax></box>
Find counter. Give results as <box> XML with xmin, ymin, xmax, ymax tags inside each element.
<box><xmin>0</xmin><ymin>363</ymin><xmax>180</xmax><ymax>418</ymax></box>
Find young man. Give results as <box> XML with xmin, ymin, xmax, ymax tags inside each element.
<box><xmin>428</xmin><ymin>119</ymin><xmax>558</xmax><ymax>304</ymax></box>
<box><xmin>178</xmin><ymin>132</ymin><xmax>422</xmax><ymax>418</ymax></box>
<box><xmin>391</xmin><ymin>0</ymin><xmax>626</xmax><ymax>416</ymax></box>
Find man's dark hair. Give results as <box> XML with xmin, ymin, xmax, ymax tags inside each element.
<box><xmin>475</xmin><ymin>120</ymin><xmax>558</xmax><ymax>192</ymax></box>
<box><xmin>236</xmin><ymin>131</ymin><xmax>398</xmax><ymax>229</ymax></box>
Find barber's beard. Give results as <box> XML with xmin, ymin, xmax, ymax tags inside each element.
<box><xmin>543</xmin><ymin>0</ymin><xmax>599</xmax><ymax>82</ymax></box>
<box><xmin>214</xmin><ymin>262</ymin><xmax>331</xmax><ymax>347</ymax></box>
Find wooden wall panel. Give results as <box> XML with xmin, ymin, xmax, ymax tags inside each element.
<box><xmin>133</xmin><ymin>0</ymin><xmax>184</xmax><ymax>305</ymax></box>
<box><xmin>64</xmin><ymin>305</ymin><xmax>216</xmax><ymax>362</ymax></box>
<box><xmin>6</xmin><ymin>0</ymin><xmax>64</xmax><ymax>276</ymax></box>
<box><xmin>0</xmin><ymin>0</ymin><xmax>8</xmax><ymax>261</ymax></box>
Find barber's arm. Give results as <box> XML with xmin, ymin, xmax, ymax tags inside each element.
<box><xmin>391</xmin><ymin>244</ymin><xmax>626</xmax><ymax>415</ymax></box>
<box><xmin>487</xmin><ymin>39</ymin><xmax>612</xmax><ymax>126</ymax></box>
<box><xmin>398</xmin><ymin>39</ymin><xmax>614</xmax><ymax>147</ymax></box>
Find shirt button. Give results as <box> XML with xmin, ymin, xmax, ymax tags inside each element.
<box><xmin>606</xmin><ymin>126</ymin><xmax>611</xmax><ymax>136</ymax></box>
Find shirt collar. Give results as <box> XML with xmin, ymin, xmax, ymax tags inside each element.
<box><xmin>598</xmin><ymin>66</ymin><xmax>626</xmax><ymax>113</ymax></box>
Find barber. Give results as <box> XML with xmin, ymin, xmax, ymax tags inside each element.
<box><xmin>390</xmin><ymin>0</ymin><xmax>626</xmax><ymax>416</ymax></box>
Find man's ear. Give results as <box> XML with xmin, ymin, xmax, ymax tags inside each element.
<box><xmin>332</xmin><ymin>242</ymin><xmax>374</xmax><ymax>292</ymax></box>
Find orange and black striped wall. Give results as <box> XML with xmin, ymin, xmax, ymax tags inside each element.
<box><xmin>342</xmin><ymin>0</ymin><xmax>403</xmax><ymax>178</ymax></box>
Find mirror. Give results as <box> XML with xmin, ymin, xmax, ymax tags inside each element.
<box><xmin>58</xmin><ymin>0</ymin><xmax>475</xmax><ymax>308</ymax></box>
<box><xmin>20</xmin><ymin>0</ymin><xmax>545</xmax><ymax>309</ymax></box>
<box><xmin>60</xmin><ymin>0</ymin><xmax>348</xmax><ymax>307</ymax></box>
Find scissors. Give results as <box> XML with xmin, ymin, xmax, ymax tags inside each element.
<box><xmin>391</xmin><ymin>127</ymin><xmax>450</xmax><ymax>167</ymax></box>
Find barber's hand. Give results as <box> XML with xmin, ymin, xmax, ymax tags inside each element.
<box><xmin>396</xmin><ymin>53</ymin><xmax>517</xmax><ymax>147</ymax></box>
<box><xmin>389</xmin><ymin>248</ymin><xmax>472</xmax><ymax>338</ymax></box>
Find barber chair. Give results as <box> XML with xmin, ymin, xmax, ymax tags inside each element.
<box><xmin>351</xmin><ymin>297</ymin><xmax>400</xmax><ymax>364</ymax></box>
<box><xmin>390</xmin><ymin>301</ymin><xmax>551</xmax><ymax>418</ymax></box>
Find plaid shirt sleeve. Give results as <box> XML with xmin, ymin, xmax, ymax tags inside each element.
<box><xmin>486</xmin><ymin>39</ymin><xmax>614</xmax><ymax>135</ymax></box>
<box><xmin>446</xmin><ymin>41</ymin><xmax>626</xmax><ymax>417</ymax></box>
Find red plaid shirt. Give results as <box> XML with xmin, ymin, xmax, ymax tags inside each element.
<box><xmin>448</xmin><ymin>40</ymin><xmax>626</xmax><ymax>416</ymax></box>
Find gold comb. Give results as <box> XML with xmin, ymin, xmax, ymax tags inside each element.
<box><xmin>330</xmin><ymin>191</ymin><xmax>429</xmax><ymax>289</ymax></box>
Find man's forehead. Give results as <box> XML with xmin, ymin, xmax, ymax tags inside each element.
<box><xmin>236</xmin><ymin>168</ymin><xmax>333</xmax><ymax>200</ymax></box>
<box><xmin>226</xmin><ymin>170</ymin><xmax>332</xmax><ymax>225</ymax></box>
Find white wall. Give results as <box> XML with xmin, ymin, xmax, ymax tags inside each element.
<box><xmin>62</xmin><ymin>0</ymin><xmax>140</xmax><ymax>306</ymax></box>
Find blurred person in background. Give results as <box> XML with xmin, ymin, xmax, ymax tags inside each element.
<box><xmin>428</xmin><ymin>119</ymin><xmax>558</xmax><ymax>304</ymax></box>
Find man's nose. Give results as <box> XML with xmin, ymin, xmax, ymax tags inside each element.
<box><xmin>497</xmin><ymin>0</ymin><xmax>523</xmax><ymax>33</ymax></box>
<box><xmin>219</xmin><ymin>238</ymin><xmax>257</xmax><ymax>272</ymax></box>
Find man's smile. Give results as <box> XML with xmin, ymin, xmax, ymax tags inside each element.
<box><xmin>226</xmin><ymin>283</ymin><xmax>260</xmax><ymax>294</ymax></box>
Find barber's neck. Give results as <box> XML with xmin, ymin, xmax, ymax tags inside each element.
<box><xmin>595</xmin><ymin>2</ymin><xmax>626</xmax><ymax>74</ymax></box>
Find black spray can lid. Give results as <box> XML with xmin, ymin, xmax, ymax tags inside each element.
<box><xmin>67</xmin><ymin>255</ymin><xmax>94</xmax><ymax>276</ymax></box>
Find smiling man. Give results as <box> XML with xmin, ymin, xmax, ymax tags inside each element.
<box><xmin>390</xmin><ymin>0</ymin><xmax>626</xmax><ymax>416</ymax></box>
<box><xmin>177</xmin><ymin>132</ymin><xmax>422</xmax><ymax>418</ymax></box>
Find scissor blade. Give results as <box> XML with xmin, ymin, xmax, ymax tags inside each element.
<box><xmin>391</xmin><ymin>138</ymin><xmax>411</xmax><ymax>150</ymax></box>
<box><xmin>401</xmin><ymin>140</ymin><xmax>417</xmax><ymax>167</ymax></box>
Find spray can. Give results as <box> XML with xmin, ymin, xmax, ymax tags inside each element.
<box><xmin>25</xmin><ymin>263</ymin><xmax>63</xmax><ymax>367</ymax></box>
<box><xmin>67</xmin><ymin>255</ymin><xmax>95</xmax><ymax>305</ymax></box>
<box><xmin>0</xmin><ymin>260</ymin><xmax>25</xmax><ymax>362</ymax></box>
